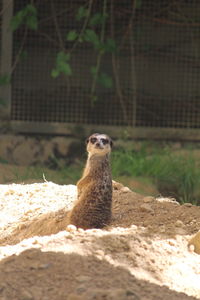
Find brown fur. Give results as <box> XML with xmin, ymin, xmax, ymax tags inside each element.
<box><xmin>68</xmin><ymin>133</ymin><xmax>113</xmax><ymax>229</ymax></box>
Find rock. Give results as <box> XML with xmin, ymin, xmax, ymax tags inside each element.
<box><xmin>188</xmin><ymin>231</ymin><xmax>200</xmax><ymax>254</ymax></box>
<box><xmin>76</xmin><ymin>284</ymin><xmax>86</xmax><ymax>293</ymax></box>
<box><xmin>66</xmin><ymin>224</ymin><xmax>77</xmax><ymax>232</ymax></box>
<box><xmin>0</xmin><ymin>134</ymin><xmax>25</xmax><ymax>147</ymax></box>
<box><xmin>0</xmin><ymin>140</ymin><xmax>9</xmax><ymax>161</ymax></box>
<box><xmin>0</xmin><ymin>135</ymin><xmax>25</xmax><ymax>162</ymax></box>
<box><xmin>77</xmin><ymin>276</ymin><xmax>91</xmax><ymax>283</ymax></box>
<box><xmin>13</xmin><ymin>138</ymin><xmax>41</xmax><ymax>165</ymax></box>
<box><xmin>112</xmin><ymin>180</ymin><xmax>124</xmax><ymax>190</ymax></box>
<box><xmin>140</xmin><ymin>204</ymin><xmax>154</xmax><ymax>214</ymax></box>
<box><xmin>175</xmin><ymin>228</ymin><xmax>187</xmax><ymax>235</ymax></box>
<box><xmin>121</xmin><ymin>186</ymin><xmax>131</xmax><ymax>193</ymax></box>
<box><xmin>20</xmin><ymin>289</ymin><xmax>34</xmax><ymax>300</ymax></box>
<box><xmin>94</xmin><ymin>250</ymin><xmax>105</xmax><ymax>258</ymax></box>
<box><xmin>143</xmin><ymin>196</ymin><xmax>155</xmax><ymax>203</ymax></box>
<box><xmin>40</xmin><ymin>140</ymin><xmax>54</xmax><ymax>163</ymax></box>
<box><xmin>188</xmin><ymin>244</ymin><xmax>195</xmax><ymax>252</ymax></box>
<box><xmin>159</xmin><ymin>226</ymin><xmax>166</xmax><ymax>233</ymax></box>
<box><xmin>183</xmin><ymin>203</ymin><xmax>193</xmax><ymax>207</ymax></box>
<box><xmin>175</xmin><ymin>220</ymin><xmax>184</xmax><ymax>227</ymax></box>
<box><xmin>168</xmin><ymin>240</ymin><xmax>176</xmax><ymax>246</ymax></box>
<box><xmin>52</xmin><ymin>137</ymin><xmax>76</xmax><ymax>157</ymax></box>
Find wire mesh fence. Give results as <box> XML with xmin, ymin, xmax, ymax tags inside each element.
<box><xmin>9</xmin><ymin>0</ymin><xmax>200</xmax><ymax>129</ymax></box>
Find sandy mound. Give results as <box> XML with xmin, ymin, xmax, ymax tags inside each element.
<box><xmin>0</xmin><ymin>181</ymin><xmax>200</xmax><ymax>299</ymax></box>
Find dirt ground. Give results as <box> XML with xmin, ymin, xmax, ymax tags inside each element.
<box><xmin>0</xmin><ymin>180</ymin><xmax>200</xmax><ymax>300</ymax></box>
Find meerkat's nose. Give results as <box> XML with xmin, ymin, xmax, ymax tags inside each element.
<box><xmin>96</xmin><ymin>142</ymin><xmax>100</xmax><ymax>147</ymax></box>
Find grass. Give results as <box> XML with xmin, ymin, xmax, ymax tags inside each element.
<box><xmin>111</xmin><ymin>145</ymin><xmax>200</xmax><ymax>204</ymax></box>
<box><xmin>1</xmin><ymin>144</ymin><xmax>200</xmax><ymax>204</ymax></box>
<box><xmin>1</xmin><ymin>163</ymin><xmax>82</xmax><ymax>185</ymax></box>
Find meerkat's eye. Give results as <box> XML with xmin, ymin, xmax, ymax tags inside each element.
<box><xmin>101</xmin><ymin>138</ymin><xmax>109</xmax><ymax>145</ymax></box>
<box><xmin>90</xmin><ymin>137</ymin><xmax>97</xmax><ymax>144</ymax></box>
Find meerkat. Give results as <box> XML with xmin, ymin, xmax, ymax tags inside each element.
<box><xmin>68</xmin><ymin>133</ymin><xmax>113</xmax><ymax>229</ymax></box>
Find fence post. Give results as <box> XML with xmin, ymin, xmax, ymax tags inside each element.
<box><xmin>0</xmin><ymin>0</ymin><xmax>13</xmax><ymax>116</ymax></box>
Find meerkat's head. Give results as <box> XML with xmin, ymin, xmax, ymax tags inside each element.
<box><xmin>86</xmin><ymin>133</ymin><xmax>113</xmax><ymax>156</ymax></box>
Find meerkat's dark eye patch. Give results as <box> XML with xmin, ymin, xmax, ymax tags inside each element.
<box><xmin>101</xmin><ymin>138</ymin><xmax>109</xmax><ymax>145</ymax></box>
<box><xmin>90</xmin><ymin>137</ymin><xmax>97</xmax><ymax>144</ymax></box>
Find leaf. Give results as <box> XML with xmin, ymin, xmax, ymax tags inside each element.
<box><xmin>26</xmin><ymin>4</ymin><xmax>37</xmax><ymax>14</ymax></box>
<box><xmin>52</xmin><ymin>52</ymin><xmax>72</xmax><ymax>78</ymax></box>
<box><xmin>10</xmin><ymin>10</ymin><xmax>26</xmax><ymax>31</ymax></box>
<box><xmin>76</xmin><ymin>6</ymin><xmax>89</xmax><ymax>21</ymax></box>
<box><xmin>10</xmin><ymin>3</ymin><xmax>38</xmax><ymax>31</ymax></box>
<box><xmin>91</xmin><ymin>68</ymin><xmax>113</xmax><ymax>88</ymax></box>
<box><xmin>25</xmin><ymin>4</ymin><xmax>38</xmax><ymax>30</ymax></box>
<box><xmin>89</xmin><ymin>13</ymin><xmax>107</xmax><ymax>27</ymax></box>
<box><xmin>0</xmin><ymin>74</ymin><xmax>11</xmax><ymax>86</ymax></box>
<box><xmin>26</xmin><ymin>15</ymin><xmax>38</xmax><ymax>30</ymax></box>
<box><xmin>83</xmin><ymin>29</ymin><xmax>101</xmax><ymax>49</ymax></box>
<box><xmin>98</xmin><ymin>72</ymin><xmax>113</xmax><ymax>88</ymax></box>
<box><xmin>135</xmin><ymin>0</ymin><xmax>142</xmax><ymax>9</ymax></box>
<box><xmin>56</xmin><ymin>52</ymin><xmax>70</xmax><ymax>65</ymax></box>
<box><xmin>67</xmin><ymin>30</ymin><xmax>78</xmax><ymax>41</ymax></box>
<box><xmin>83</xmin><ymin>29</ymin><xmax>98</xmax><ymax>43</ymax></box>
<box><xmin>90</xmin><ymin>66</ymin><xmax>98</xmax><ymax>76</ymax></box>
<box><xmin>60</xmin><ymin>63</ymin><xmax>72</xmax><ymax>76</ymax></box>
<box><xmin>104</xmin><ymin>38</ymin><xmax>117</xmax><ymax>53</ymax></box>
<box><xmin>51</xmin><ymin>69</ymin><xmax>60</xmax><ymax>78</ymax></box>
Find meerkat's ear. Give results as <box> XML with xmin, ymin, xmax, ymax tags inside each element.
<box><xmin>85</xmin><ymin>138</ymin><xmax>89</xmax><ymax>144</ymax></box>
<box><xmin>110</xmin><ymin>139</ymin><xmax>113</xmax><ymax>148</ymax></box>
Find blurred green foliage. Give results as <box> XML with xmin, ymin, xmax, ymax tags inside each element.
<box><xmin>10</xmin><ymin>4</ymin><xmax>38</xmax><ymax>31</ymax></box>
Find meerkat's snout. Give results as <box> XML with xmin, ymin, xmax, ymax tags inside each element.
<box><xmin>94</xmin><ymin>139</ymin><xmax>106</xmax><ymax>149</ymax></box>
